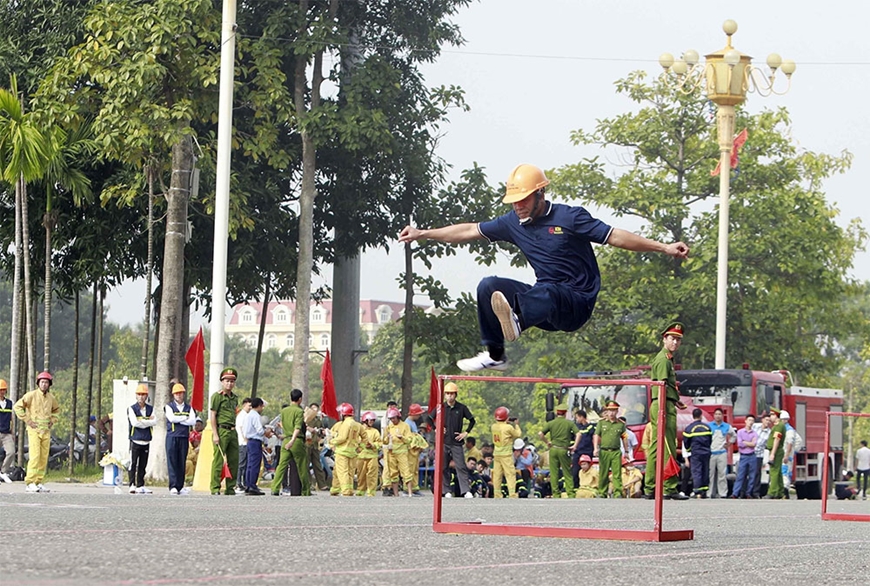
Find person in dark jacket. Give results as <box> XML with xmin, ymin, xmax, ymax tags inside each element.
<box><xmin>683</xmin><ymin>408</ymin><xmax>712</xmax><ymax>498</ymax></box>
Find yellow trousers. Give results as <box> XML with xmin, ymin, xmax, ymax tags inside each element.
<box><xmin>356</xmin><ymin>457</ymin><xmax>379</xmax><ymax>496</ymax></box>
<box><xmin>334</xmin><ymin>453</ymin><xmax>356</xmax><ymax>496</ymax></box>
<box><xmin>492</xmin><ymin>454</ymin><xmax>517</xmax><ymax>498</ymax></box>
<box><xmin>25</xmin><ymin>429</ymin><xmax>50</xmax><ymax>485</ymax></box>
<box><xmin>386</xmin><ymin>450</ymin><xmax>414</xmax><ymax>486</ymax></box>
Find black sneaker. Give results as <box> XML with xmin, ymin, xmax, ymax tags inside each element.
<box><xmin>665</xmin><ymin>492</ymin><xmax>689</xmax><ymax>500</ymax></box>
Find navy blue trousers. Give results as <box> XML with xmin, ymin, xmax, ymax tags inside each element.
<box><xmin>690</xmin><ymin>453</ymin><xmax>710</xmax><ymax>495</ymax></box>
<box><xmin>476</xmin><ymin>276</ymin><xmax>596</xmax><ymax>347</ymax></box>
<box><xmin>246</xmin><ymin>439</ymin><xmax>263</xmax><ymax>490</ymax></box>
<box><xmin>732</xmin><ymin>454</ymin><xmax>758</xmax><ymax>497</ymax></box>
<box><xmin>166</xmin><ymin>435</ymin><xmax>189</xmax><ymax>492</ymax></box>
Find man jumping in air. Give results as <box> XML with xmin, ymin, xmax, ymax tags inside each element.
<box><xmin>399</xmin><ymin>164</ymin><xmax>689</xmax><ymax>371</ymax></box>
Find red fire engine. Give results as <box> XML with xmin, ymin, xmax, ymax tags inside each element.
<box><xmin>556</xmin><ymin>366</ymin><xmax>844</xmax><ymax>498</ymax></box>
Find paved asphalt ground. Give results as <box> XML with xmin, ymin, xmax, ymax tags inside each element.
<box><xmin>1</xmin><ymin>481</ymin><xmax>868</xmax><ymax>586</ymax></box>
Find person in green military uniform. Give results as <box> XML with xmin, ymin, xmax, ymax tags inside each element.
<box><xmin>644</xmin><ymin>322</ymin><xmax>690</xmax><ymax>500</ymax></box>
<box><xmin>764</xmin><ymin>408</ymin><xmax>788</xmax><ymax>499</ymax></box>
<box><xmin>272</xmin><ymin>389</ymin><xmax>310</xmax><ymax>496</ymax></box>
<box><xmin>210</xmin><ymin>367</ymin><xmax>240</xmax><ymax>495</ymax></box>
<box><xmin>538</xmin><ymin>404</ymin><xmax>576</xmax><ymax>498</ymax></box>
<box><xmin>593</xmin><ymin>400</ymin><xmax>630</xmax><ymax>497</ymax></box>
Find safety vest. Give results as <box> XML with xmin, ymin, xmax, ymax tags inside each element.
<box><xmin>0</xmin><ymin>398</ymin><xmax>12</xmax><ymax>434</ymax></box>
<box><xmin>165</xmin><ymin>402</ymin><xmax>192</xmax><ymax>438</ymax></box>
<box><xmin>130</xmin><ymin>403</ymin><xmax>154</xmax><ymax>443</ymax></box>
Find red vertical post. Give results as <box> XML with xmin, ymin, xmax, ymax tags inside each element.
<box><xmin>654</xmin><ymin>380</ymin><xmax>665</xmax><ymax>535</ymax></box>
<box><xmin>432</xmin><ymin>381</ymin><xmax>444</xmax><ymax>524</ymax></box>
<box><xmin>821</xmin><ymin>411</ymin><xmax>831</xmax><ymax>516</ymax></box>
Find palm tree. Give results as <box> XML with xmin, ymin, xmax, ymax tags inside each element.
<box><xmin>0</xmin><ymin>75</ymin><xmax>52</xmax><ymax>399</ymax></box>
<box><xmin>38</xmin><ymin>122</ymin><xmax>94</xmax><ymax>370</ymax></box>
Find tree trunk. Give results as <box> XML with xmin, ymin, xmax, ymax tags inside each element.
<box><xmin>42</xmin><ymin>202</ymin><xmax>56</xmax><ymax>371</ymax></box>
<box><xmin>290</xmin><ymin>0</ymin><xmax>337</xmax><ymax>394</ymax></box>
<box><xmin>251</xmin><ymin>277</ymin><xmax>271</xmax><ymax>399</ymax></box>
<box><xmin>68</xmin><ymin>292</ymin><xmax>79</xmax><ymax>475</ymax></box>
<box><xmin>139</xmin><ymin>165</ymin><xmax>155</xmax><ymax>380</ymax></box>
<box><xmin>150</xmin><ymin>131</ymin><xmax>194</xmax><ymax>483</ymax></box>
<box><xmin>10</xmin><ymin>176</ymin><xmax>23</xmax><ymax>403</ymax></box>
<box><xmin>94</xmin><ymin>286</ymin><xmax>105</xmax><ymax>457</ymax></box>
<box><xmin>19</xmin><ymin>176</ymin><xmax>35</xmax><ymax>386</ymax></box>
<box><xmin>401</xmin><ymin>241</ymin><xmax>414</xmax><ymax>412</ymax></box>
<box><xmin>85</xmin><ymin>282</ymin><xmax>97</xmax><ymax>466</ymax></box>
<box><xmin>180</xmin><ymin>282</ymin><xmax>191</xmax><ymax>388</ymax></box>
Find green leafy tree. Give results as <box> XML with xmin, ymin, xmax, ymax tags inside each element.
<box><xmin>546</xmin><ymin>72</ymin><xmax>866</xmax><ymax>381</ymax></box>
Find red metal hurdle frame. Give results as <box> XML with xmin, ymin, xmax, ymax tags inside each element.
<box><xmin>431</xmin><ymin>374</ymin><xmax>694</xmax><ymax>541</ymax></box>
<box><xmin>821</xmin><ymin>411</ymin><xmax>870</xmax><ymax>522</ymax></box>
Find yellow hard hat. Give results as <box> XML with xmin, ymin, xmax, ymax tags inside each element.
<box><xmin>135</xmin><ymin>384</ymin><xmax>149</xmax><ymax>395</ymax></box>
<box><xmin>171</xmin><ymin>383</ymin><xmax>186</xmax><ymax>394</ymax></box>
<box><xmin>503</xmin><ymin>164</ymin><xmax>549</xmax><ymax>204</ymax></box>
<box><xmin>0</xmin><ymin>379</ymin><xmax>7</xmax><ymax>390</ymax></box>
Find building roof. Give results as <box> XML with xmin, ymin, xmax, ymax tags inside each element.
<box><xmin>227</xmin><ymin>299</ymin><xmax>415</xmax><ymax>326</ymax></box>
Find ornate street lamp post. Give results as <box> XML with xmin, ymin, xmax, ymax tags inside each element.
<box><xmin>659</xmin><ymin>20</ymin><xmax>795</xmax><ymax>369</ymax></box>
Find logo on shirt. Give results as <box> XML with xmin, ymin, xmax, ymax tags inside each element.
<box><xmin>548</xmin><ymin>226</ymin><xmax>563</xmax><ymax>235</ymax></box>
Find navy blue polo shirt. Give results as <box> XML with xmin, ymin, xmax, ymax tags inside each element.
<box><xmin>478</xmin><ymin>202</ymin><xmax>612</xmax><ymax>296</ymax></box>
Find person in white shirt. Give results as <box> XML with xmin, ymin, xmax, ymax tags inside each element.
<box><xmin>618</xmin><ymin>416</ymin><xmax>638</xmax><ymax>461</ymax></box>
<box><xmin>855</xmin><ymin>439</ymin><xmax>870</xmax><ymax>500</ymax></box>
<box><xmin>127</xmin><ymin>385</ymin><xmax>158</xmax><ymax>494</ymax></box>
<box><xmin>164</xmin><ymin>383</ymin><xmax>196</xmax><ymax>495</ymax></box>
<box><xmin>235</xmin><ymin>397</ymin><xmax>252</xmax><ymax>491</ymax></box>
<box><xmin>242</xmin><ymin>398</ymin><xmax>272</xmax><ymax>495</ymax></box>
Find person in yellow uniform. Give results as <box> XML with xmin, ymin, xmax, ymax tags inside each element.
<box><xmin>356</xmin><ymin>411</ymin><xmax>381</xmax><ymax>496</ymax></box>
<box><xmin>384</xmin><ymin>407</ymin><xmax>416</xmax><ymax>497</ymax></box>
<box><xmin>620</xmin><ymin>457</ymin><xmax>644</xmax><ymax>498</ymax></box>
<box><xmin>331</xmin><ymin>403</ymin><xmax>361</xmax><ymax>496</ymax></box>
<box><xmin>574</xmin><ymin>454</ymin><xmax>598</xmax><ymax>498</ymax></box>
<box><xmin>14</xmin><ymin>371</ymin><xmax>60</xmax><ymax>493</ymax></box>
<box><xmin>327</xmin><ymin>418</ymin><xmax>343</xmax><ymax>496</ymax></box>
<box><xmin>491</xmin><ymin>406</ymin><xmax>522</xmax><ymax>498</ymax></box>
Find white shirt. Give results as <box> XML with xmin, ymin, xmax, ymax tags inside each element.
<box><xmin>242</xmin><ymin>410</ymin><xmax>266</xmax><ymax>442</ymax></box>
<box><xmin>856</xmin><ymin>446</ymin><xmax>870</xmax><ymax>470</ymax></box>
<box><xmin>164</xmin><ymin>402</ymin><xmax>196</xmax><ymax>428</ymax></box>
<box><xmin>128</xmin><ymin>404</ymin><xmax>158</xmax><ymax>446</ymax></box>
<box><xmin>236</xmin><ymin>410</ymin><xmax>249</xmax><ymax>445</ymax></box>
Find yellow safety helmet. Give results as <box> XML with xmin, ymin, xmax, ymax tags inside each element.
<box><xmin>0</xmin><ymin>379</ymin><xmax>7</xmax><ymax>391</ymax></box>
<box><xmin>503</xmin><ymin>164</ymin><xmax>549</xmax><ymax>204</ymax></box>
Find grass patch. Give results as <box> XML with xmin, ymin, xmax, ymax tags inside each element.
<box><xmin>44</xmin><ymin>464</ymin><xmax>104</xmax><ymax>483</ymax></box>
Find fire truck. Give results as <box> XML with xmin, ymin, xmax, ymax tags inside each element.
<box><xmin>555</xmin><ymin>366</ymin><xmax>844</xmax><ymax>498</ymax></box>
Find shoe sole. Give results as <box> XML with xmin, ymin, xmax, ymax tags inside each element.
<box><xmin>456</xmin><ymin>356</ymin><xmax>510</xmax><ymax>373</ymax></box>
<box><xmin>491</xmin><ymin>291</ymin><xmax>519</xmax><ymax>342</ymax></box>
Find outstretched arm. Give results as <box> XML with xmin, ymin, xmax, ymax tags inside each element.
<box><xmin>606</xmin><ymin>228</ymin><xmax>689</xmax><ymax>259</ymax></box>
<box><xmin>398</xmin><ymin>223</ymin><xmax>483</xmax><ymax>245</ymax></box>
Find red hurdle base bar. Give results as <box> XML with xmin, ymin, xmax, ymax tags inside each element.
<box><xmin>432</xmin><ymin>374</ymin><xmax>694</xmax><ymax>542</ymax></box>
<box><xmin>433</xmin><ymin>521</ymin><xmax>693</xmax><ymax>542</ymax></box>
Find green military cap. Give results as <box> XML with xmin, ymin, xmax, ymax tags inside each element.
<box><xmin>555</xmin><ymin>403</ymin><xmax>568</xmax><ymax>413</ymax></box>
<box><xmin>603</xmin><ymin>400</ymin><xmax>620</xmax><ymax>411</ymax></box>
<box><xmin>661</xmin><ymin>321</ymin><xmax>685</xmax><ymax>338</ymax></box>
<box><xmin>219</xmin><ymin>367</ymin><xmax>238</xmax><ymax>381</ymax></box>
<box><xmin>768</xmin><ymin>406</ymin><xmax>781</xmax><ymax>415</ymax></box>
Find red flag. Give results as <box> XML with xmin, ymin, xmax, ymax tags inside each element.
<box><xmin>663</xmin><ymin>454</ymin><xmax>681</xmax><ymax>479</ymax></box>
<box><xmin>320</xmin><ymin>350</ymin><xmax>339</xmax><ymax>420</ymax></box>
<box><xmin>427</xmin><ymin>367</ymin><xmax>439</xmax><ymax>415</ymax></box>
<box><xmin>185</xmin><ymin>327</ymin><xmax>205</xmax><ymax>412</ymax></box>
<box><xmin>218</xmin><ymin>446</ymin><xmax>233</xmax><ymax>480</ymax></box>
<box><xmin>711</xmin><ymin>128</ymin><xmax>749</xmax><ymax>176</ymax></box>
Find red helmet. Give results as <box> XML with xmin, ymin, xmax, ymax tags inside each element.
<box><xmin>361</xmin><ymin>411</ymin><xmax>376</xmax><ymax>422</ymax></box>
<box><xmin>36</xmin><ymin>371</ymin><xmax>53</xmax><ymax>385</ymax></box>
<box><xmin>579</xmin><ymin>454</ymin><xmax>592</xmax><ymax>464</ymax></box>
<box><xmin>408</xmin><ymin>403</ymin><xmax>424</xmax><ymax>417</ymax></box>
<box><xmin>338</xmin><ymin>403</ymin><xmax>354</xmax><ymax>417</ymax></box>
<box><xmin>494</xmin><ymin>406</ymin><xmax>510</xmax><ymax>421</ymax></box>
<box><xmin>386</xmin><ymin>407</ymin><xmax>401</xmax><ymax>419</ymax></box>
